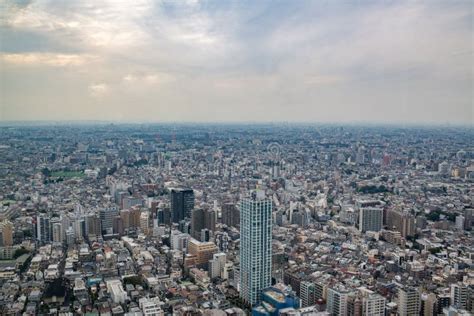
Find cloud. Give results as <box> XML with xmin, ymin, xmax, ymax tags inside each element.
<box><xmin>4</xmin><ymin>0</ymin><xmax>152</xmax><ymax>49</ymax></box>
<box><xmin>0</xmin><ymin>0</ymin><xmax>472</xmax><ymax>124</ymax></box>
<box><xmin>122</xmin><ymin>73</ymin><xmax>175</xmax><ymax>85</ymax></box>
<box><xmin>88</xmin><ymin>83</ymin><xmax>109</xmax><ymax>97</ymax></box>
<box><xmin>1</xmin><ymin>53</ymin><xmax>96</xmax><ymax>66</ymax></box>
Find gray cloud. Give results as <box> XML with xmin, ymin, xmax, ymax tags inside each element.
<box><xmin>0</xmin><ymin>0</ymin><xmax>472</xmax><ymax>124</ymax></box>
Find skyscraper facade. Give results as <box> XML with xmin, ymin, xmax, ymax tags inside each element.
<box><xmin>191</xmin><ymin>208</ymin><xmax>216</xmax><ymax>240</ymax></box>
<box><xmin>170</xmin><ymin>188</ymin><xmax>194</xmax><ymax>223</ymax></box>
<box><xmin>36</xmin><ymin>214</ymin><xmax>51</xmax><ymax>243</ymax></box>
<box><xmin>221</xmin><ymin>203</ymin><xmax>240</xmax><ymax>228</ymax></box>
<box><xmin>239</xmin><ymin>191</ymin><xmax>272</xmax><ymax>306</ymax></box>
<box><xmin>100</xmin><ymin>207</ymin><xmax>118</xmax><ymax>235</ymax></box>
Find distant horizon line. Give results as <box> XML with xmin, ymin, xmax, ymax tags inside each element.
<box><xmin>0</xmin><ymin>119</ymin><xmax>472</xmax><ymax>128</ymax></box>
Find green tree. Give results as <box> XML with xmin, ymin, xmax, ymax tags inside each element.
<box><xmin>123</xmin><ymin>276</ymin><xmax>143</xmax><ymax>286</ymax></box>
<box><xmin>14</xmin><ymin>248</ymin><xmax>30</xmax><ymax>259</ymax></box>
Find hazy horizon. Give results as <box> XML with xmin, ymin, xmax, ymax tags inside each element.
<box><xmin>1</xmin><ymin>119</ymin><xmax>472</xmax><ymax>128</ymax></box>
<box><xmin>1</xmin><ymin>1</ymin><xmax>473</xmax><ymax>124</ymax></box>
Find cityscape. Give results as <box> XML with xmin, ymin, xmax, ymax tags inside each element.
<box><xmin>1</xmin><ymin>0</ymin><xmax>473</xmax><ymax>315</ymax></box>
<box><xmin>0</xmin><ymin>123</ymin><xmax>472</xmax><ymax>315</ymax></box>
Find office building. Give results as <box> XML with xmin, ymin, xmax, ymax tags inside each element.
<box><xmin>222</xmin><ymin>203</ymin><xmax>240</xmax><ymax>228</ymax></box>
<box><xmin>187</xmin><ymin>238</ymin><xmax>218</xmax><ymax>269</ymax></box>
<box><xmin>209</xmin><ymin>252</ymin><xmax>227</xmax><ymax>279</ymax></box>
<box><xmin>157</xmin><ymin>208</ymin><xmax>171</xmax><ymax>225</ymax></box>
<box><xmin>191</xmin><ymin>208</ymin><xmax>216</xmax><ymax>240</ymax></box>
<box><xmin>100</xmin><ymin>207</ymin><xmax>118</xmax><ymax>235</ymax></box>
<box><xmin>170</xmin><ymin>230</ymin><xmax>189</xmax><ymax>251</ymax></box>
<box><xmin>170</xmin><ymin>188</ymin><xmax>194</xmax><ymax>223</ymax></box>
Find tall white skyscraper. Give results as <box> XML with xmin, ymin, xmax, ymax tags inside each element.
<box><xmin>239</xmin><ymin>190</ymin><xmax>273</xmax><ymax>306</ymax></box>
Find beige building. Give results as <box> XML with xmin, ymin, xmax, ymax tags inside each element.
<box><xmin>0</xmin><ymin>220</ymin><xmax>13</xmax><ymax>247</ymax></box>
<box><xmin>187</xmin><ymin>238</ymin><xmax>218</xmax><ymax>269</ymax></box>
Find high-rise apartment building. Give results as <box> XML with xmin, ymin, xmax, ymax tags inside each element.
<box><xmin>359</xmin><ymin>208</ymin><xmax>383</xmax><ymax>233</ymax></box>
<box><xmin>397</xmin><ymin>286</ymin><xmax>421</xmax><ymax>316</ymax></box>
<box><xmin>386</xmin><ymin>209</ymin><xmax>416</xmax><ymax>237</ymax></box>
<box><xmin>300</xmin><ymin>281</ymin><xmax>317</xmax><ymax>307</ymax></box>
<box><xmin>0</xmin><ymin>220</ymin><xmax>13</xmax><ymax>247</ymax></box>
<box><xmin>464</xmin><ymin>208</ymin><xmax>473</xmax><ymax>230</ymax></box>
<box><xmin>362</xmin><ymin>293</ymin><xmax>385</xmax><ymax>316</ymax></box>
<box><xmin>140</xmin><ymin>211</ymin><xmax>150</xmax><ymax>235</ymax></box>
<box><xmin>451</xmin><ymin>282</ymin><xmax>470</xmax><ymax>310</ymax></box>
<box><xmin>239</xmin><ymin>190</ymin><xmax>272</xmax><ymax>306</ymax></box>
<box><xmin>113</xmin><ymin>216</ymin><xmax>124</xmax><ymax>235</ymax></box>
<box><xmin>221</xmin><ymin>203</ymin><xmax>240</xmax><ymax>228</ymax></box>
<box><xmin>86</xmin><ymin>214</ymin><xmax>101</xmax><ymax>237</ymax></box>
<box><xmin>51</xmin><ymin>220</ymin><xmax>63</xmax><ymax>243</ymax></box>
<box><xmin>327</xmin><ymin>285</ymin><xmax>351</xmax><ymax>316</ymax></box>
<box><xmin>36</xmin><ymin>214</ymin><xmax>51</xmax><ymax>243</ymax></box>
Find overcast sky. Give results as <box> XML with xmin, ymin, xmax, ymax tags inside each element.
<box><xmin>0</xmin><ymin>0</ymin><xmax>472</xmax><ymax>124</ymax></box>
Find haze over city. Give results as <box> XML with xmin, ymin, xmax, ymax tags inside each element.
<box><xmin>1</xmin><ymin>0</ymin><xmax>473</xmax><ymax>124</ymax></box>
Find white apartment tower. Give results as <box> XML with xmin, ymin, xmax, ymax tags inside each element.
<box><xmin>239</xmin><ymin>190</ymin><xmax>272</xmax><ymax>306</ymax></box>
